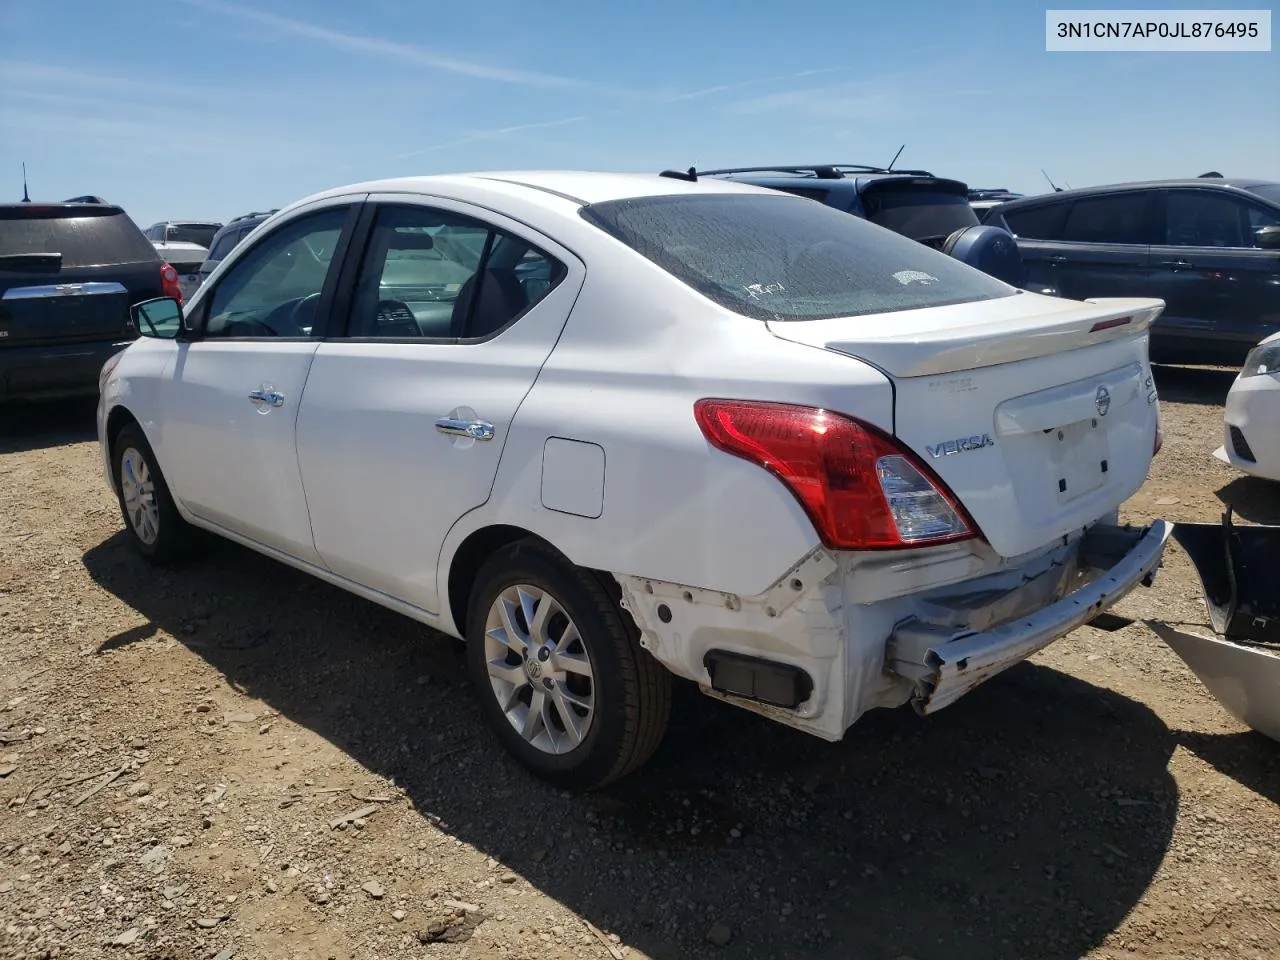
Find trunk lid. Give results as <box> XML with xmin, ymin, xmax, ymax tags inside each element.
<box><xmin>0</xmin><ymin>261</ymin><xmax>160</xmax><ymax>345</ymax></box>
<box><xmin>767</xmin><ymin>294</ymin><xmax>1165</xmax><ymax>558</ymax></box>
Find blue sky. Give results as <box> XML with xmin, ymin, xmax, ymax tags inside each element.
<box><xmin>1</xmin><ymin>0</ymin><xmax>1276</xmax><ymax>228</ymax></box>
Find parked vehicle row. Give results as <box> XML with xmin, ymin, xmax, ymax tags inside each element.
<box><xmin>100</xmin><ymin>171</ymin><xmax>1172</xmax><ymax>788</ymax></box>
<box><xmin>982</xmin><ymin>178</ymin><xmax>1280</xmax><ymax>366</ymax></box>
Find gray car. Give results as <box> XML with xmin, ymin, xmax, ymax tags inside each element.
<box><xmin>983</xmin><ymin>178</ymin><xmax>1280</xmax><ymax>365</ymax></box>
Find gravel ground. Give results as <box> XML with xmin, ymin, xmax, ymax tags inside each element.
<box><xmin>1</xmin><ymin>365</ymin><xmax>1278</xmax><ymax>960</ymax></box>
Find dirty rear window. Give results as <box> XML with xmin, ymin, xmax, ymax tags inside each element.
<box><xmin>580</xmin><ymin>193</ymin><xmax>1013</xmax><ymax>322</ymax></box>
<box><xmin>0</xmin><ymin>206</ymin><xmax>159</xmax><ymax>268</ymax></box>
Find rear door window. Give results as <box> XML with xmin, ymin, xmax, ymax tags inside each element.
<box><xmin>1002</xmin><ymin>202</ymin><xmax>1069</xmax><ymax>240</ymax></box>
<box><xmin>581</xmin><ymin>193</ymin><xmax>1014</xmax><ymax>322</ymax></box>
<box><xmin>1163</xmin><ymin>190</ymin><xmax>1278</xmax><ymax>248</ymax></box>
<box><xmin>207</xmin><ymin>228</ymin><xmax>243</xmax><ymax>262</ymax></box>
<box><xmin>0</xmin><ymin>207</ymin><xmax>159</xmax><ymax>267</ymax></box>
<box><xmin>1060</xmin><ymin>193</ymin><xmax>1151</xmax><ymax>245</ymax></box>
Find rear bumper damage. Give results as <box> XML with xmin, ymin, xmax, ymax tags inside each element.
<box><xmin>616</xmin><ymin>520</ymin><xmax>1170</xmax><ymax>740</ymax></box>
<box><xmin>890</xmin><ymin>521</ymin><xmax>1171</xmax><ymax>713</ymax></box>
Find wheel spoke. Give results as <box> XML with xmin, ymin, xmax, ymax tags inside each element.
<box><xmin>493</xmin><ymin>597</ymin><xmax>529</xmax><ymax>654</ymax></box>
<box><xmin>553</xmin><ymin>619</ymin><xmax>580</xmax><ymax>653</ymax></box>
<box><xmin>521</xmin><ymin>689</ymin><xmax>547</xmax><ymax>741</ymax></box>
<box><xmin>486</xmin><ymin>659</ymin><xmax>526</xmax><ymax>688</ymax></box>
<box><xmin>554</xmin><ymin>650</ymin><xmax>592</xmax><ymax>678</ymax></box>
<box><xmin>550</xmin><ymin>689</ymin><xmax>587</xmax><ymax>748</ymax></box>
<box><xmin>517</xmin><ymin>586</ymin><xmax>540</xmax><ymax>639</ymax></box>
<box><xmin>528</xmin><ymin>590</ymin><xmax>558</xmax><ymax>644</ymax></box>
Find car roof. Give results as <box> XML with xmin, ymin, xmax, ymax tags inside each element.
<box><xmin>0</xmin><ymin>201</ymin><xmax>126</xmax><ymax>215</ymax></box>
<box><xmin>995</xmin><ymin>178</ymin><xmax>1280</xmax><ymax>209</ymax></box>
<box><xmin>297</xmin><ymin>171</ymin><xmax>770</xmax><ymax>211</ymax></box>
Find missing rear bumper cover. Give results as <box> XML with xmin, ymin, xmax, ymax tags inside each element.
<box><xmin>703</xmin><ymin>650</ymin><xmax>814</xmax><ymax>710</ymax></box>
<box><xmin>887</xmin><ymin>520</ymin><xmax>1171</xmax><ymax>715</ymax></box>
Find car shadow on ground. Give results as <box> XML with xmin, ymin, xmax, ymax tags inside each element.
<box><xmin>1216</xmin><ymin>477</ymin><xmax>1280</xmax><ymax>525</ymax></box>
<box><xmin>1175</xmin><ymin>730</ymin><xmax>1279</xmax><ymax>807</ymax></box>
<box><xmin>0</xmin><ymin>397</ymin><xmax>98</xmax><ymax>454</ymax></box>
<box><xmin>82</xmin><ymin>532</ymin><xmax>1199</xmax><ymax>960</ymax></box>
<box><xmin>1150</xmin><ymin>364</ymin><xmax>1236</xmax><ymax>406</ymax></box>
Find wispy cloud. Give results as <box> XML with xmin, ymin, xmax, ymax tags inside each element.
<box><xmin>176</xmin><ymin>0</ymin><xmax>584</xmax><ymax>89</ymax></box>
<box><xmin>655</xmin><ymin>67</ymin><xmax>843</xmax><ymax>104</ymax></box>
<box><xmin>729</xmin><ymin>81</ymin><xmax>903</xmax><ymax>120</ymax></box>
<box><xmin>0</xmin><ymin>60</ymin><xmax>213</xmax><ymax>105</ymax></box>
<box><xmin>384</xmin><ymin>116</ymin><xmax>590</xmax><ymax>163</ymax></box>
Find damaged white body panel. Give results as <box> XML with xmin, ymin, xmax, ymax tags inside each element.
<box><xmin>618</xmin><ymin>521</ymin><xmax>1171</xmax><ymax>740</ymax></box>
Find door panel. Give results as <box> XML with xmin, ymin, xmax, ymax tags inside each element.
<box><xmin>160</xmin><ymin>341</ymin><xmax>322</xmax><ymax>558</ymax></box>
<box><xmin>295</xmin><ymin>196</ymin><xmax>585</xmax><ymax>613</ymax></box>
<box><xmin>157</xmin><ymin>199</ymin><xmax>362</xmax><ymax>562</ymax></box>
<box><xmin>1149</xmin><ymin>189</ymin><xmax>1280</xmax><ymax>363</ymax></box>
<box><xmin>1047</xmin><ymin>192</ymin><xmax>1155</xmax><ymax>304</ymax></box>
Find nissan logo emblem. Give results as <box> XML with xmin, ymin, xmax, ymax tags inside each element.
<box><xmin>1095</xmin><ymin>385</ymin><xmax>1112</xmax><ymax>417</ymax></box>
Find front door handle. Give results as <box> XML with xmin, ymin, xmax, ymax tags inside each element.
<box><xmin>435</xmin><ymin>417</ymin><xmax>495</xmax><ymax>441</ymax></box>
<box><xmin>248</xmin><ymin>388</ymin><xmax>285</xmax><ymax>408</ymax></box>
<box><xmin>1047</xmin><ymin>255</ymin><xmax>1069</xmax><ymax>265</ymax></box>
<box><xmin>1160</xmin><ymin>259</ymin><xmax>1194</xmax><ymax>270</ymax></box>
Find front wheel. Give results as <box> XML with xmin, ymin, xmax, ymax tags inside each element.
<box><xmin>112</xmin><ymin>423</ymin><xmax>198</xmax><ymax>564</ymax></box>
<box><xmin>466</xmin><ymin>540</ymin><xmax>672</xmax><ymax>790</ymax></box>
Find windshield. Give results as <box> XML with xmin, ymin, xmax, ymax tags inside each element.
<box><xmin>580</xmin><ymin>193</ymin><xmax>1014</xmax><ymax>322</ymax></box>
<box><xmin>1244</xmin><ymin>184</ymin><xmax>1280</xmax><ymax>205</ymax></box>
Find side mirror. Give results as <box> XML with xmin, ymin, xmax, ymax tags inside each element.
<box><xmin>131</xmin><ymin>297</ymin><xmax>184</xmax><ymax>339</ymax></box>
<box><xmin>1255</xmin><ymin>225</ymin><xmax>1280</xmax><ymax>250</ymax></box>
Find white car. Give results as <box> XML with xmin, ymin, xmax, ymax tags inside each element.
<box><xmin>1215</xmin><ymin>331</ymin><xmax>1280</xmax><ymax>481</ymax></box>
<box><xmin>150</xmin><ymin>240</ymin><xmax>208</xmax><ymax>302</ymax></box>
<box><xmin>97</xmin><ymin>172</ymin><xmax>1171</xmax><ymax>789</ymax></box>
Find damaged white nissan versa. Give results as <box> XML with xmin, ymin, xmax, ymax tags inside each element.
<box><xmin>98</xmin><ymin>172</ymin><xmax>1171</xmax><ymax>789</ymax></box>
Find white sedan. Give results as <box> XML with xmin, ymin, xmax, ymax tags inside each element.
<box><xmin>1215</xmin><ymin>331</ymin><xmax>1280</xmax><ymax>481</ymax></box>
<box><xmin>98</xmin><ymin>171</ymin><xmax>1171</xmax><ymax>788</ymax></box>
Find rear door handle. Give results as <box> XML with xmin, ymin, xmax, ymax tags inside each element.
<box><xmin>248</xmin><ymin>388</ymin><xmax>285</xmax><ymax>408</ymax></box>
<box><xmin>1160</xmin><ymin>259</ymin><xmax>1194</xmax><ymax>270</ymax></box>
<box><xmin>1047</xmin><ymin>255</ymin><xmax>1069</xmax><ymax>264</ymax></box>
<box><xmin>435</xmin><ymin>417</ymin><xmax>495</xmax><ymax>441</ymax></box>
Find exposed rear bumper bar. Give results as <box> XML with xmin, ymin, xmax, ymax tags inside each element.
<box><xmin>888</xmin><ymin>520</ymin><xmax>1171</xmax><ymax>714</ymax></box>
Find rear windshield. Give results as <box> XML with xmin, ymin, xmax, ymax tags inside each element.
<box><xmin>1244</xmin><ymin>184</ymin><xmax>1280</xmax><ymax>205</ymax></box>
<box><xmin>0</xmin><ymin>207</ymin><xmax>159</xmax><ymax>268</ymax></box>
<box><xmin>580</xmin><ymin>193</ymin><xmax>1013</xmax><ymax>322</ymax></box>
<box><xmin>168</xmin><ymin>223</ymin><xmax>221</xmax><ymax>247</ymax></box>
<box><xmin>860</xmin><ymin>182</ymin><xmax>980</xmax><ymax>244</ymax></box>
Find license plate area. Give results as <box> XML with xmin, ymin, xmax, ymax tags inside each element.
<box><xmin>1048</xmin><ymin>418</ymin><xmax>1109</xmax><ymax>503</ymax></box>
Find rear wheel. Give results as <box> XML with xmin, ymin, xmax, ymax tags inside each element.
<box><xmin>466</xmin><ymin>540</ymin><xmax>671</xmax><ymax>790</ymax></box>
<box><xmin>113</xmin><ymin>423</ymin><xmax>197</xmax><ymax>564</ymax></box>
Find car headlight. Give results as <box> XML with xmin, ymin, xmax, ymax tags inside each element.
<box><xmin>1240</xmin><ymin>343</ymin><xmax>1280</xmax><ymax>379</ymax></box>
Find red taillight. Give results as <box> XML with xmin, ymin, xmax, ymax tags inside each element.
<box><xmin>160</xmin><ymin>262</ymin><xmax>183</xmax><ymax>305</ymax></box>
<box><xmin>693</xmin><ymin>399</ymin><xmax>978</xmax><ymax>550</ymax></box>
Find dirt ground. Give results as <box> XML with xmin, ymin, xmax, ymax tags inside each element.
<box><xmin>1</xmin><ymin>365</ymin><xmax>1277</xmax><ymax>960</ymax></box>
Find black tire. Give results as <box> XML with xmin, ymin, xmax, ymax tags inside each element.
<box><xmin>466</xmin><ymin>539</ymin><xmax>672</xmax><ymax>790</ymax></box>
<box><xmin>112</xmin><ymin>423</ymin><xmax>198</xmax><ymax>564</ymax></box>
